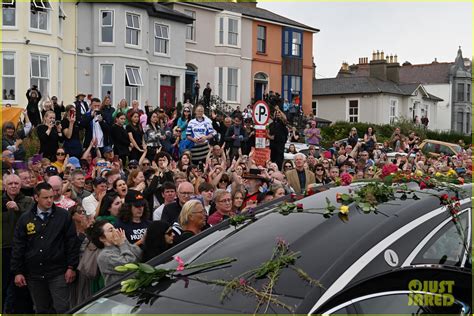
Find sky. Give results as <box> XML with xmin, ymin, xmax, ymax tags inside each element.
<box><xmin>259</xmin><ymin>2</ymin><xmax>472</xmax><ymax>79</ymax></box>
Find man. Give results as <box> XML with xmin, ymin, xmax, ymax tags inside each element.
<box><xmin>304</xmin><ymin>120</ymin><xmax>321</xmax><ymax>146</ymax></box>
<box><xmin>11</xmin><ymin>182</ymin><xmax>79</xmax><ymax>314</ymax></box>
<box><xmin>198</xmin><ymin>182</ymin><xmax>215</xmax><ymax>215</ymax></box>
<box><xmin>82</xmin><ymin>177</ymin><xmax>108</xmax><ymax>217</ymax></box>
<box><xmin>203</xmin><ymin>83</ymin><xmax>212</xmax><ymax>110</ymax></box>
<box><xmin>242</xmin><ymin>169</ymin><xmax>267</xmax><ymax>207</ymax></box>
<box><xmin>329</xmin><ymin>166</ymin><xmax>340</xmax><ymax>182</ymax></box>
<box><xmin>102</xmin><ymin>145</ymin><xmax>115</xmax><ymax>163</ymax></box>
<box><xmin>70</xmin><ymin>170</ymin><xmax>91</xmax><ymax>203</ymax></box>
<box><xmin>17</xmin><ymin>169</ymin><xmax>35</xmax><ymax>196</ymax></box>
<box><xmin>193</xmin><ymin>79</ymin><xmax>200</xmax><ymax>104</ymax></box>
<box><xmin>43</xmin><ymin>165</ymin><xmax>59</xmax><ymax>183</ymax></box>
<box><xmin>231</xmin><ymin>105</ymin><xmax>242</xmax><ymax>119</ymax></box>
<box><xmin>80</xmin><ymin>97</ymin><xmax>110</xmax><ymax>153</ymax></box>
<box><xmin>73</xmin><ymin>93</ymin><xmax>88</xmax><ymax>124</ymax></box>
<box><xmin>152</xmin><ymin>182</ymin><xmax>177</xmax><ymax>221</ymax></box>
<box><xmin>51</xmin><ymin>96</ymin><xmax>65</xmax><ymax>121</ymax></box>
<box><xmin>219</xmin><ymin>116</ymin><xmax>233</xmax><ymax>148</ymax></box>
<box><xmin>285</xmin><ymin>153</ymin><xmax>315</xmax><ymax>194</ymax></box>
<box><xmin>48</xmin><ymin>176</ymin><xmax>76</xmax><ymax>211</ymax></box>
<box><xmin>268</xmin><ymin>110</ymin><xmax>288</xmax><ymax>170</ymax></box>
<box><xmin>2</xmin><ymin>150</ymin><xmax>15</xmax><ymax>175</ymax></box>
<box><xmin>224</xmin><ymin>115</ymin><xmax>248</xmax><ymax>162</ymax></box>
<box><xmin>161</xmin><ymin>181</ymin><xmax>194</xmax><ymax>225</ymax></box>
<box><xmin>183</xmin><ymin>99</ymin><xmax>194</xmax><ymax>114</ymax></box>
<box><xmin>2</xmin><ymin>174</ymin><xmax>34</xmax><ymax>313</ymax></box>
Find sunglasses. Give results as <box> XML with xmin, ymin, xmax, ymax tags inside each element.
<box><xmin>316</xmin><ymin>168</ymin><xmax>324</xmax><ymax>171</ymax></box>
<box><xmin>57</xmin><ymin>152</ymin><xmax>66</xmax><ymax>156</ymax></box>
<box><xmin>284</xmin><ymin>165</ymin><xmax>292</xmax><ymax>168</ymax></box>
<box><xmin>183</xmin><ymin>110</ymin><xmax>190</xmax><ymax>113</ymax></box>
<box><xmin>142</xmin><ymin>163</ymin><xmax>150</xmax><ymax>166</ymax></box>
<box><xmin>129</xmin><ymin>165</ymin><xmax>139</xmax><ymax>169</ymax></box>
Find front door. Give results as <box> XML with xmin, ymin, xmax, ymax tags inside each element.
<box><xmin>185</xmin><ymin>72</ymin><xmax>196</xmax><ymax>101</ymax></box>
<box><xmin>254</xmin><ymin>81</ymin><xmax>267</xmax><ymax>101</ymax></box>
<box><xmin>160</xmin><ymin>85</ymin><xmax>175</xmax><ymax>113</ymax></box>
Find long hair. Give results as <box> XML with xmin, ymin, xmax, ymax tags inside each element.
<box><xmin>141</xmin><ymin>220</ymin><xmax>171</xmax><ymax>262</ymax></box>
<box><xmin>85</xmin><ymin>220</ymin><xmax>109</xmax><ymax>249</ymax></box>
<box><xmin>118</xmin><ymin>202</ymin><xmax>149</xmax><ymax>223</ymax></box>
<box><xmin>98</xmin><ymin>192</ymin><xmax>120</xmax><ymax>217</ymax></box>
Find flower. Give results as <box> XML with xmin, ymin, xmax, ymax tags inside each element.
<box><xmin>296</xmin><ymin>203</ymin><xmax>304</xmax><ymax>210</ymax></box>
<box><xmin>339</xmin><ymin>205</ymin><xmax>349</xmax><ymax>215</ymax></box>
<box><xmin>276</xmin><ymin>237</ymin><xmax>288</xmax><ymax>248</ymax></box>
<box><xmin>239</xmin><ymin>278</ymin><xmax>247</xmax><ymax>286</ymax></box>
<box><xmin>340</xmin><ymin>172</ymin><xmax>353</xmax><ymax>186</ymax></box>
<box><xmin>419</xmin><ymin>181</ymin><xmax>427</xmax><ymax>190</ymax></box>
<box><xmin>415</xmin><ymin>170</ymin><xmax>423</xmax><ymax>177</ymax></box>
<box><xmin>440</xmin><ymin>194</ymin><xmax>449</xmax><ymax>201</ymax></box>
<box><xmin>381</xmin><ymin>163</ymin><xmax>399</xmax><ymax>178</ymax></box>
<box><xmin>446</xmin><ymin>169</ymin><xmax>457</xmax><ymax>177</ymax></box>
<box><xmin>435</xmin><ymin>172</ymin><xmax>442</xmax><ymax>177</ymax></box>
<box><xmin>336</xmin><ymin>193</ymin><xmax>343</xmax><ymax>201</ymax></box>
<box><xmin>174</xmin><ymin>256</ymin><xmax>185</xmax><ymax>272</ymax></box>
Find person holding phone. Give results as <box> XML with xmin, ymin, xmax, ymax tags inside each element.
<box><xmin>36</xmin><ymin>111</ymin><xmax>63</xmax><ymax>161</ymax></box>
<box><xmin>61</xmin><ymin>104</ymin><xmax>82</xmax><ymax>158</ymax></box>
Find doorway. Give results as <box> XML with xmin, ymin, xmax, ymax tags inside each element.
<box><xmin>254</xmin><ymin>72</ymin><xmax>268</xmax><ymax>101</ymax></box>
<box><xmin>185</xmin><ymin>64</ymin><xmax>197</xmax><ymax>102</ymax></box>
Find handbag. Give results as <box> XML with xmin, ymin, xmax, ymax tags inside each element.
<box><xmin>77</xmin><ymin>241</ymin><xmax>99</xmax><ymax>279</ymax></box>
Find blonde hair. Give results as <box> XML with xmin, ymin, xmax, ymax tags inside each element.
<box><xmin>179</xmin><ymin>200</ymin><xmax>203</xmax><ymax>226</ymax></box>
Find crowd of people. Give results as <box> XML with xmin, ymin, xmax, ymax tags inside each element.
<box><xmin>1</xmin><ymin>87</ymin><xmax>472</xmax><ymax>314</ymax></box>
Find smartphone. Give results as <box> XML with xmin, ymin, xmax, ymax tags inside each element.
<box><xmin>69</xmin><ymin>109</ymin><xmax>75</xmax><ymax>117</ymax></box>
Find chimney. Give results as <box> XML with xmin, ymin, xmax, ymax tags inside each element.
<box><xmin>338</xmin><ymin>61</ymin><xmax>352</xmax><ymax>77</ymax></box>
<box><xmin>238</xmin><ymin>0</ymin><xmax>257</xmax><ymax>8</ymax></box>
<box><xmin>369</xmin><ymin>49</ymin><xmax>387</xmax><ymax>81</ymax></box>
<box><xmin>386</xmin><ymin>52</ymin><xmax>400</xmax><ymax>83</ymax></box>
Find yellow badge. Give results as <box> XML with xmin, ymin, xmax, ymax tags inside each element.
<box><xmin>26</xmin><ymin>222</ymin><xmax>36</xmax><ymax>235</ymax></box>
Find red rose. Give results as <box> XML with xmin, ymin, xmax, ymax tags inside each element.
<box><xmin>440</xmin><ymin>194</ymin><xmax>449</xmax><ymax>200</ymax></box>
<box><xmin>419</xmin><ymin>182</ymin><xmax>427</xmax><ymax>190</ymax></box>
<box><xmin>296</xmin><ymin>203</ymin><xmax>304</xmax><ymax>209</ymax></box>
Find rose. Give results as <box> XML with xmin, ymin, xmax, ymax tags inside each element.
<box><xmin>339</xmin><ymin>205</ymin><xmax>349</xmax><ymax>215</ymax></box>
<box><xmin>419</xmin><ymin>181</ymin><xmax>427</xmax><ymax>190</ymax></box>
<box><xmin>440</xmin><ymin>194</ymin><xmax>449</xmax><ymax>201</ymax></box>
<box><xmin>340</xmin><ymin>172</ymin><xmax>353</xmax><ymax>186</ymax></box>
<box><xmin>174</xmin><ymin>256</ymin><xmax>185</xmax><ymax>272</ymax></box>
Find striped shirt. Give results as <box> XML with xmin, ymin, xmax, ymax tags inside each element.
<box><xmin>186</xmin><ymin>118</ymin><xmax>216</xmax><ymax>141</ymax></box>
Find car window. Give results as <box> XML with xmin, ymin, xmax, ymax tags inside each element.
<box><xmin>414</xmin><ymin>212</ymin><xmax>469</xmax><ymax>266</ymax></box>
<box><xmin>422</xmin><ymin>142</ymin><xmax>436</xmax><ymax>154</ymax></box>
<box><xmin>355</xmin><ymin>293</ymin><xmax>468</xmax><ymax>314</ymax></box>
<box><xmin>439</xmin><ymin>145</ymin><xmax>455</xmax><ymax>156</ymax></box>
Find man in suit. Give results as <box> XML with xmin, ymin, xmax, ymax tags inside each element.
<box><xmin>73</xmin><ymin>93</ymin><xmax>88</xmax><ymax>124</ymax></box>
<box><xmin>285</xmin><ymin>153</ymin><xmax>315</xmax><ymax>194</ymax></box>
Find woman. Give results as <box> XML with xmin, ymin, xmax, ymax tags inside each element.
<box><xmin>2</xmin><ymin>121</ymin><xmax>29</xmax><ymax>161</ymax></box>
<box><xmin>26</xmin><ymin>87</ymin><xmax>42</xmax><ymax>127</ymax></box>
<box><xmin>113</xmin><ymin>178</ymin><xmax>128</xmax><ymax>200</ymax></box>
<box><xmin>177</xmin><ymin>153</ymin><xmax>191</xmax><ymax>172</ymax></box>
<box><xmin>41</xmin><ymin>100</ymin><xmax>53</xmax><ymax>119</ymax></box>
<box><xmin>177</xmin><ymin>107</ymin><xmax>191</xmax><ymax>140</ymax></box>
<box><xmin>100</xmin><ymin>96</ymin><xmax>115</xmax><ymax>126</ymax></box>
<box><xmin>36</xmin><ymin>110</ymin><xmax>63</xmax><ymax>161</ymax></box>
<box><xmin>363</xmin><ymin>127</ymin><xmax>377</xmax><ymax>153</ymax></box>
<box><xmin>141</xmin><ymin>221</ymin><xmax>174</xmax><ymax>262</ymax></box>
<box><xmin>127</xmin><ymin>170</ymin><xmax>146</xmax><ymax>192</ymax></box>
<box><xmin>283</xmin><ymin>160</ymin><xmax>294</xmax><ymax>173</ymax></box>
<box><xmin>289</xmin><ymin>126</ymin><xmax>300</xmax><ymax>142</ymax></box>
<box><xmin>271</xmin><ymin>184</ymin><xmax>286</xmax><ymax>198</ymax></box>
<box><xmin>86</xmin><ymin>220</ymin><xmax>142</xmax><ymax>286</ymax></box>
<box><xmin>231</xmin><ymin>189</ymin><xmax>245</xmax><ymax>213</ymax></box>
<box><xmin>110</xmin><ymin>112</ymin><xmax>131</xmax><ymax>165</ymax></box>
<box><xmin>115</xmin><ymin>190</ymin><xmax>152</xmax><ymax>245</ymax></box>
<box><xmin>126</xmin><ymin>111</ymin><xmax>145</xmax><ymax>161</ymax></box>
<box><xmin>144</xmin><ymin>111</ymin><xmax>162</xmax><ymax>161</ymax></box>
<box><xmin>314</xmin><ymin>163</ymin><xmax>331</xmax><ymax>185</ymax></box>
<box><xmin>174</xmin><ymin>200</ymin><xmax>206</xmax><ymax>245</ymax></box>
<box><xmin>97</xmin><ymin>192</ymin><xmax>123</xmax><ymax>225</ymax></box>
<box><xmin>113</xmin><ymin>99</ymin><xmax>129</xmax><ymax>122</ymax></box>
<box><xmin>187</xmin><ymin>105</ymin><xmax>216</xmax><ymax>165</ymax></box>
<box><xmin>61</xmin><ymin>104</ymin><xmax>82</xmax><ymax>158</ymax></box>
<box><xmin>347</xmin><ymin>128</ymin><xmax>359</xmax><ymax>148</ymax></box>
<box><xmin>287</xmin><ymin>144</ymin><xmax>298</xmax><ymax>154</ymax></box>
<box><xmin>51</xmin><ymin>148</ymin><xmax>68</xmax><ymax>173</ymax></box>
<box><xmin>208</xmin><ymin>190</ymin><xmax>235</xmax><ymax>226</ymax></box>
<box><xmin>170</xmin><ymin>126</ymin><xmax>181</xmax><ymax>161</ymax></box>
<box><xmin>365</xmin><ymin>166</ymin><xmax>376</xmax><ymax>179</ymax></box>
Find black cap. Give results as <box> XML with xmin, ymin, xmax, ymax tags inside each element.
<box><xmin>128</xmin><ymin>159</ymin><xmax>139</xmax><ymax>167</ymax></box>
<box><xmin>45</xmin><ymin>166</ymin><xmax>58</xmax><ymax>175</ymax></box>
<box><xmin>125</xmin><ymin>189</ymin><xmax>146</xmax><ymax>207</ymax></box>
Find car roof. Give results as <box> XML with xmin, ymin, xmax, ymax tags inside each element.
<box><xmin>74</xmin><ymin>183</ymin><xmax>472</xmax><ymax>314</ymax></box>
<box><xmin>420</xmin><ymin>139</ymin><xmax>459</xmax><ymax>146</ymax></box>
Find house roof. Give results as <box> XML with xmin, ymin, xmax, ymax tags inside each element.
<box><xmin>78</xmin><ymin>2</ymin><xmax>194</xmax><ymax>24</ymax></box>
<box><xmin>179</xmin><ymin>2</ymin><xmax>319</xmax><ymax>32</ymax></box>
<box><xmin>312</xmin><ymin>76</ymin><xmax>443</xmax><ymax>101</ymax></box>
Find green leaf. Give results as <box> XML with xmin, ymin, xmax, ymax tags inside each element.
<box><xmin>124</xmin><ymin>263</ymin><xmax>139</xmax><ymax>271</ymax></box>
<box><xmin>341</xmin><ymin>194</ymin><xmax>351</xmax><ymax>201</ymax></box>
<box><xmin>138</xmin><ymin>263</ymin><xmax>155</xmax><ymax>274</ymax></box>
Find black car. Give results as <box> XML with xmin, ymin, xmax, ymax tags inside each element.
<box><xmin>72</xmin><ymin>182</ymin><xmax>472</xmax><ymax>314</ymax></box>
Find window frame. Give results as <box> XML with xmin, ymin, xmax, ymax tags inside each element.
<box><xmin>467</xmin><ymin>83</ymin><xmax>471</xmax><ymax>102</ymax></box>
<box><xmin>227</xmin><ymin>18</ymin><xmax>238</xmax><ymax>46</ymax></box>
<box><xmin>257</xmin><ymin>25</ymin><xmax>266</xmax><ymax>54</ymax></box>
<box><xmin>389</xmin><ymin>98</ymin><xmax>398</xmax><ymax>124</ymax></box>
<box><xmin>30</xmin><ymin>53</ymin><xmax>50</xmax><ymax>98</ymax></box>
<box><xmin>100</xmin><ymin>63</ymin><xmax>114</xmax><ymax>103</ymax></box>
<box><xmin>311</xmin><ymin>100</ymin><xmax>318</xmax><ymax>116</ymax></box>
<box><xmin>125</xmin><ymin>11</ymin><xmax>141</xmax><ymax>48</ymax></box>
<box><xmin>2</xmin><ymin>0</ymin><xmax>16</xmax><ymax>29</ymax></box>
<box><xmin>215</xmin><ymin>14</ymin><xmax>241</xmax><ymax>48</ymax></box>
<box><xmin>457</xmin><ymin>83</ymin><xmax>464</xmax><ymax>102</ymax></box>
<box><xmin>184</xmin><ymin>9</ymin><xmax>196</xmax><ymax>42</ymax></box>
<box><xmin>125</xmin><ymin>66</ymin><xmax>142</xmax><ymax>106</ymax></box>
<box><xmin>346</xmin><ymin>98</ymin><xmax>360</xmax><ymax>123</ymax></box>
<box><xmin>99</xmin><ymin>9</ymin><xmax>115</xmax><ymax>46</ymax></box>
<box><xmin>2</xmin><ymin>51</ymin><xmax>16</xmax><ymax>103</ymax></box>
<box><xmin>282</xmin><ymin>75</ymin><xmax>302</xmax><ymax>106</ymax></box>
<box><xmin>227</xmin><ymin>67</ymin><xmax>238</xmax><ymax>102</ymax></box>
<box><xmin>283</xmin><ymin>27</ymin><xmax>303</xmax><ymax>58</ymax></box>
<box><xmin>154</xmin><ymin>22</ymin><xmax>170</xmax><ymax>56</ymax></box>
<box><xmin>30</xmin><ymin>2</ymin><xmax>51</xmax><ymax>33</ymax></box>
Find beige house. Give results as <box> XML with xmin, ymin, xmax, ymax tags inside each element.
<box><xmin>1</xmin><ymin>0</ymin><xmax>76</xmax><ymax>107</ymax></box>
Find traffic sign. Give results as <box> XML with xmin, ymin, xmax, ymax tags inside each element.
<box><xmin>252</xmin><ymin>101</ymin><xmax>270</xmax><ymax>126</ymax></box>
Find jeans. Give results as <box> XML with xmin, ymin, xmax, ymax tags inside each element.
<box><xmin>27</xmin><ymin>274</ymin><xmax>71</xmax><ymax>314</ymax></box>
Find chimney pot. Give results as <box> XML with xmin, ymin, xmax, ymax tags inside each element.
<box><xmin>394</xmin><ymin>54</ymin><xmax>398</xmax><ymax>63</ymax></box>
<box><xmin>381</xmin><ymin>51</ymin><xmax>385</xmax><ymax>60</ymax></box>
<box><xmin>372</xmin><ymin>51</ymin><xmax>376</xmax><ymax>61</ymax></box>
<box><xmin>376</xmin><ymin>50</ymin><xmax>380</xmax><ymax>60</ymax></box>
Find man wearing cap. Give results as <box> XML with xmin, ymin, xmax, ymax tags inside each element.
<box><xmin>73</xmin><ymin>93</ymin><xmax>88</xmax><ymax>124</ymax></box>
<box><xmin>82</xmin><ymin>177</ymin><xmax>108</xmax><ymax>217</ymax></box>
<box><xmin>48</xmin><ymin>176</ymin><xmax>76</xmax><ymax>211</ymax></box>
<box><xmin>102</xmin><ymin>146</ymin><xmax>115</xmax><ymax>163</ymax></box>
<box><xmin>161</xmin><ymin>182</ymin><xmax>194</xmax><ymax>225</ymax></box>
<box><xmin>286</xmin><ymin>153</ymin><xmax>315</xmax><ymax>195</ymax></box>
<box><xmin>115</xmin><ymin>190</ymin><xmax>151</xmax><ymax>245</ymax></box>
<box><xmin>242</xmin><ymin>169</ymin><xmax>268</xmax><ymax>207</ymax></box>
<box><xmin>11</xmin><ymin>182</ymin><xmax>79</xmax><ymax>314</ymax></box>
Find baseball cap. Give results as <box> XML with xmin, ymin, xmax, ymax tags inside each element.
<box><xmin>128</xmin><ymin>160</ymin><xmax>139</xmax><ymax>167</ymax></box>
<box><xmin>103</xmin><ymin>146</ymin><xmax>113</xmax><ymax>154</ymax></box>
<box><xmin>125</xmin><ymin>189</ymin><xmax>146</xmax><ymax>207</ymax></box>
<box><xmin>68</xmin><ymin>157</ymin><xmax>81</xmax><ymax>168</ymax></box>
<box><xmin>45</xmin><ymin>166</ymin><xmax>58</xmax><ymax>175</ymax></box>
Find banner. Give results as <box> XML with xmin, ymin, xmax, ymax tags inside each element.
<box><xmin>2</xmin><ymin>107</ymin><xmax>23</xmax><ymax>128</ymax></box>
<box><xmin>253</xmin><ymin>148</ymin><xmax>271</xmax><ymax>167</ymax></box>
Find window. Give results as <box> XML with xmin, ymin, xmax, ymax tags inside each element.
<box><xmin>228</xmin><ymin>18</ymin><xmax>238</xmax><ymax>46</ymax></box>
<box><xmin>218</xmin><ymin>17</ymin><xmax>224</xmax><ymax>45</ymax></box>
<box><xmin>312</xmin><ymin>100</ymin><xmax>318</xmax><ymax>116</ymax></box>
<box><xmin>30</xmin><ymin>8</ymin><xmax>49</xmax><ymax>31</ymax></box>
<box><xmin>467</xmin><ymin>84</ymin><xmax>471</xmax><ymax>102</ymax></box>
<box><xmin>227</xmin><ymin>68</ymin><xmax>238</xmax><ymax>102</ymax></box>
<box><xmin>257</xmin><ymin>25</ymin><xmax>266</xmax><ymax>53</ymax></box>
<box><xmin>57</xmin><ymin>57</ymin><xmax>62</xmax><ymax>100</ymax></box>
<box><xmin>456</xmin><ymin>111</ymin><xmax>464</xmax><ymax>133</ymax></box>
<box><xmin>389</xmin><ymin>99</ymin><xmax>398</xmax><ymax>123</ymax></box>
<box><xmin>125</xmin><ymin>66</ymin><xmax>142</xmax><ymax>105</ymax></box>
<box><xmin>58</xmin><ymin>2</ymin><xmax>65</xmax><ymax>37</ymax></box>
<box><xmin>31</xmin><ymin>0</ymin><xmax>52</xmax><ymax>10</ymax></box>
<box><xmin>184</xmin><ymin>9</ymin><xmax>195</xmax><ymax>41</ymax></box>
<box><xmin>100</xmin><ymin>10</ymin><xmax>114</xmax><ymax>44</ymax></box>
<box><xmin>457</xmin><ymin>83</ymin><xmax>464</xmax><ymax>101</ymax></box>
<box><xmin>154</xmin><ymin>23</ymin><xmax>169</xmax><ymax>55</ymax></box>
<box><xmin>218</xmin><ymin>67</ymin><xmax>223</xmax><ymax>98</ymax></box>
<box><xmin>348</xmin><ymin>99</ymin><xmax>359</xmax><ymax>123</ymax></box>
<box><xmin>2</xmin><ymin>0</ymin><xmax>16</xmax><ymax>27</ymax></box>
<box><xmin>101</xmin><ymin>64</ymin><xmax>113</xmax><ymax>101</ymax></box>
<box><xmin>2</xmin><ymin>52</ymin><xmax>15</xmax><ymax>102</ymax></box>
<box><xmin>125</xmin><ymin>13</ymin><xmax>140</xmax><ymax>46</ymax></box>
<box><xmin>30</xmin><ymin>54</ymin><xmax>49</xmax><ymax>97</ymax></box>
<box><xmin>282</xmin><ymin>75</ymin><xmax>302</xmax><ymax>105</ymax></box>
<box><xmin>283</xmin><ymin>28</ymin><xmax>303</xmax><ymax>57</ymax></box>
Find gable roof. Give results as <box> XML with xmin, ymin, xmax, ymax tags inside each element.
<box><xmin>313</xmin><ymin>76</ymin><xmax>443</xmax><ymax>101</ymax></box>
<box><xmin>177</xmin><ymin>2</ymin><xmax>319</xmax><ymax>32</ymax></box>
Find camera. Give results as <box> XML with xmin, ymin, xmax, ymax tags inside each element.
<box><xmin>55</xmin><ymin>120</ymin><xmax>61</xmax><ymax>126</ymax></box>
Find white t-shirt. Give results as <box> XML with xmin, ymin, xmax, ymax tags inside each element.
<box><xmin>82</xmin><ymin>194</ymin><xmax>99</xmax><ymax>217</ymax></box>
<box><xmin>152</xmin><ymin>204</ymin><xmax>165</xmax><ymax>221</ymax></box>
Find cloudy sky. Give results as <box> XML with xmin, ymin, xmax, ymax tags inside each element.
<box><xmin>259</xmin><ymin>2</ymin><xmax>472</xmax><ymax>79</ymax></box>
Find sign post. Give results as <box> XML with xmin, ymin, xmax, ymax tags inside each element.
<box><xmin>252</xmin><ymin>101</ymin><xmax>270</xmax><ymax>165</ymax></box>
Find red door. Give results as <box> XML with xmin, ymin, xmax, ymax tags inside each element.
<box><xmin>160</xmin><ymin>86</ymin><xmax>175</xmax><ymax>112</ymax></box>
